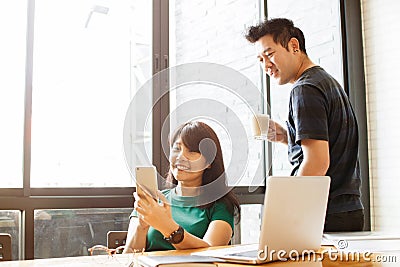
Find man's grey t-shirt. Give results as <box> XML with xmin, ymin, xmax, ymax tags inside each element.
<box><xmin>286</xmin><ymin>66</ymin><xmax>363</xmax><ymax>214</ymax></box>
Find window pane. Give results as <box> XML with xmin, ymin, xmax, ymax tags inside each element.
<box><xmin>0</xmin><ymin>210</ymin><xmax>21</xmax><ymax>260</ymax></box>
<box><xmin>0</xmin><ymin>1</ymin><xmax>26</xmax><ymax>188</ymax></box>
<box><xmin>267</xmin><ymin>0</ymin><xmax>343</xmax><ymax>175</ymax></box>
<box><xmin>240</xmin><ymin>204</ymin><xmax>262</xmax><ymax>244</ymax></box>
<box><xmin>169</xmin><ymin>0</ymin><xmax>266</xmax><ymax>187</ymax></box>
<box><xmin>31</xmin><ymin>0</ymin><xmax>152</xmax><ymax>187</ymax></box>
<box><xmin>34</xmin><ymin>208</ymin><xmax>131</xmax><ymax>258</ymax></box>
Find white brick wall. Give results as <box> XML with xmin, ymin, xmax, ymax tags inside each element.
<box><xmin>170</xmin><ymin>0</ymin><xmax>264</xmax><ymax>186</ymax></box>
<box><xmin>361</xmin><ymin>0</ymin><xmax>400</xmax><ymax>231</ymax></box>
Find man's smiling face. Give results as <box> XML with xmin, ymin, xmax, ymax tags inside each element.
<box><xmin>256</xmin><ymin>34</ymin><xmax>299</xmax><ymax>85</ymax></box>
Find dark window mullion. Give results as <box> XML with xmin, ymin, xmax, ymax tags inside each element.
<box><xmin>29</xmin><ymin>187</ymin><xmax>134</xmax><ymax>197</ymax></box>
<box><xmin>153</xmin><ymin>0</ymin><xmax>170</xmax><ymax>177</ymax></box>
<box><xmin>23</xmin><ymin>0</ymin><xmax>35</xmax><ymax>259</ymax></box>
<box><xmin>340</xmin><ymin>0</ymin><xmax>370</xmax><ymax>231</ymax></box>
<box><xmin>23</xmin><ymin>0</ymin><xmax>35</xmax><ymax>197</ymax></box>
<box><xmin>159</xmin><ymin>0</ymin><xmax>170</xmax><ymax>176</ymax></box>
<box><xmin>152</xmin><ymin>0</ymin><xmax>162</xmax><ymax>173</ymax></box>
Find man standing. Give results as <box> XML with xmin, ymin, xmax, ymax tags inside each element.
<box><xmin>246</xmin><ymin>18</ymin><xmax>363</xmax><ymax>231</ymax></box>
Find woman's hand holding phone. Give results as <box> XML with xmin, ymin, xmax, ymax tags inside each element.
<box><xmin>135</xmin><ymin>166</ymin><xmax>158</xmax><ymax>200</ymax></box>
<box><xmin>134</xmin><ymin>189</ymin><xmax>178</xmax><ymax>238</ymax></box>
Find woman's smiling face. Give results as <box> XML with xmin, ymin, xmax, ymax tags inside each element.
<box><xmin>169</xmin><ymin>137</ymin><xmax>208</xmax><ymax>186</ymax></box>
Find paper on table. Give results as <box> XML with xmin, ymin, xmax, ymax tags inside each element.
<box><xmin>137</xmin><ymin>255</ymin><xmax>224</xmax><ymax>267</ymax></box>
<box><xmin>324</xmin><ymin>231</ymin><xmax>400</xmax><ymax>240</ymax></box>
<box><xmin>322</xmin><ymin>232</ymin><xmax>400</xmax><ymax>252</ymax></box>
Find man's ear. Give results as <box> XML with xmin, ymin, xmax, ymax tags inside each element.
<box><xmin>289</xmin><ymin>37</ymin><xmax>300</xmax><ymax>53</ymax></box>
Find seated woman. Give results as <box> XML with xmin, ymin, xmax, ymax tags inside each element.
<box><xmin>124</xmin><ymin>121</ymin><xmax>240</xmax><ymax>251</ymax></box>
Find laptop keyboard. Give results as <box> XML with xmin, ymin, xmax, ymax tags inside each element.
<box><xmin>227</xmin><ymin>249</ymin><xmax>258</xmax><ymax>258</ymax></box>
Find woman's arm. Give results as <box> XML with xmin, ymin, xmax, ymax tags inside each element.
<box><xmin>123</xmin><ymin>216</ymin><xmax>149</xmax><ymax>253</ymax></box>
<box><xmin>123</xmin><ymin>193</ymin><xmax>151</xmax><ymax>253</ymax></box>
<box><xmin>172</xmin><ymin>220</ymin><xmax>232</xmax><ymax>249</ymax></box>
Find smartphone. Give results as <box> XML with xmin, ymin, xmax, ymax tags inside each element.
<box><xmin>135</xmin><ymin>166</ymin><xmax>158</xmax><ymax>199</ymax></box>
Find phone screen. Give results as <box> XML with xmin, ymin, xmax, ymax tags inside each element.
<box><xmin>135</xmin><ymin>166</ymin><xmax>158</xmax><ymax>199</ymax></box>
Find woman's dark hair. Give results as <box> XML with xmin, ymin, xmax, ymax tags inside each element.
<box><xmin>245</xmin><ymin>18</ymin><xmax>307</xmax><ymax>54</ymax></box>
<box><xmin>166</xmin><ymin>121</ymin><xmax>240</xmax><ymax>223</ymax></box>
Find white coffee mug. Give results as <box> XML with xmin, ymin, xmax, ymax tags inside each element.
<box><xmin>251</xmin><ymin>114</ymin><xmax>270</xmax><ymax>140</ymax></box>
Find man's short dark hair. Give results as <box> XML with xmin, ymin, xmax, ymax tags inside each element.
<box><xmin>245</xmin><ymin>18</ymin><xmax>307</xmax><ymax>54</ymax></box>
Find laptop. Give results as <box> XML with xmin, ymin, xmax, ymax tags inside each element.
<box><xmin>192</xmin><ymin>176</ymin><xmax>330</xmax><ymax>264</ymax></box>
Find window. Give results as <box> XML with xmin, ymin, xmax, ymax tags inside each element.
<box><xmin>0</xmin><ymin>1</ymin><xmax>27</xmax><ymax>188</ymax></box>
<box><xmin>240</xmin><ymin>204</ymin><xmax>262</xmax><ymax>244</ymax></box>
<box><xmin>0</xmin><ymin>0</ymin><xmax>152</xmax><ymax>260</ymax></box>
<box><xmin>0</xmin><ymin>211</ymin><xmax>21</xmax><ymax>260</ymax></box>
<box><xmin>34</xmin><ymin>208</ymin><xmax>130</xmax><ymax>258</ymax></box>
<box><xmin>30</xmin><ymin>0</ymin><xmax>152</xmax><ymax>187</ymax></box>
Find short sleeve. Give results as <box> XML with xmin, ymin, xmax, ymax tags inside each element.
<box><xmin>290</xmin><ymin>84</ymin><xmax>329</xmax><ymax>144</ymax></box>
<box><xmin>209</xmin><ymin>201</ymin><xmax>234</xmax><ymax>231</ymax></box>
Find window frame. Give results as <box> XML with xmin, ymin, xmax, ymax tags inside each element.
<box><xmin>340</xmin><ymin>0</ymin><xmax>370</xmax><ymax>230</ymax></box>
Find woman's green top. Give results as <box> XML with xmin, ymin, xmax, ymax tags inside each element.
<box><xmin>130</xmin><ymin>188</ymin><xmax>234</xmax><ymax>251</ymax></box>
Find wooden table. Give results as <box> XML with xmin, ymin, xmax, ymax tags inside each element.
<box><xmin>0</xmin><ymin>246</ymin><xmax>398</xmax><ymax>266</ymax></box>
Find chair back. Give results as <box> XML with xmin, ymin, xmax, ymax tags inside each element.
<box><xmin>107</xmin><ymin>231</ymin><xmax>127</xmax><ymax>249</ymax></box>
<box><xmin>0</xmin><ymin>233</ymin><xmax>12</xmax><ymax>261</ymax></box>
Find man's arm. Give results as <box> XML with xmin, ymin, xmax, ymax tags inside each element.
<box><xmin>297</xmin><ymin>139</ymin><xmax>329</xmax><ymax>176</ymax></box>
